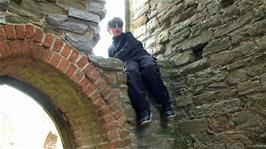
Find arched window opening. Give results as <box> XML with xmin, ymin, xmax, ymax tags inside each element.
<box><xmin>0</xmin><ymin>84</ymin><xmax>63</xmax><ymax>149</ymax></box>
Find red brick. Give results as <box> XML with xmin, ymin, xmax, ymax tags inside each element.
<box><xmin>103</xmin><ymin>122</ymin><xmax>119</xmax><ymax>132</ymax></box>
<box><xmin>15</xmin><ymin>25</ymin><xmax>25</xmax><ymax>39</ymax></box>
<box><xmin>33</xmin><ymin>28</ymin><xmax>43</xmax><ymax>43</ymax></box>
<box><xmin>106</xmin><ymin>73</ymin><xmax>117</xmax><ymax>84</ymax></box>
<box><xmin>83</xmin><ymin>83</ymin><xmax>96</xmax><ymax>97</ymax></box>
<box><xmin>19</xmin><ymin>40</ymin><xmax>30</xmax><ymax>55</ymax></box>
<box><xmin>43</xmin><ymin>34</ymin><xmax>55</xmax><ymax>48</ymax></box>
<box><xmin>101</xmin><ymin>86</ymin><xmax>113</xmax><ymax>98</ymax></box>
<box><xmin>68</xmin><ymin>49</ymin><xmax>79</xmax><ymax>63</ymax></box>
<box><xmin>87</xmin><ymin>70</ymin><xmax>101</xmax><ymax>83</ymax></box>
<box><xmin>109</xmin><ymin>141</ymin><xmax>119</xmax><ymax>149</ymax></box>
<box><xmin>77</xmin><ymin>77</ymin><xmax>88</xmax><ymax>89</ymax></box>
<box><xmin>113</xmin><ymin>110</ymin><xmax>124</xmax><ymax>121</ymax></box>
<box><xmin>25</xmin><ymin>24</ymin><xmax>35</xmax><ymax>39</ymax></box>
<box><xmin>10</xmin><ymin>40</ymin><xmax>20</xmax><ymax>56</ymax></box>
<box><xmin>105</xmin><ymin>93</ymin><xmax>117</xmax><ymax>105</ymax></box>
<box><xmin>61</xmin><ymin>44</ymin><xmax>72</xmax><ymax>58</ymax></box>
<box><xmin>50</xmin><ymin>52</ymin><xmax>61</xmax><ymax>67</ymax></box>
<box><xmin>77</xmin><ymin>55</ymin><xmax>88</xmax><ymax>69</ymax></box>
<box><xmin>92</xmin><ymin>97</ymin><xmax>105</xmax><ymax>109</ymax></box>
<box><xmin>110</xmin><ymin>101</ymin><xmax>122</xmax><ymax>112</ymax></box>
<box><xmin>57</xmin><ymin>57</ymin><xmax>70</xmax><ymax>73</ymax></box>
<box><xmin>41</xmin><ymin>49</ymin><xmax>53</xmax><ymax>63</ymax></box>
<box><xmin>29</xmin><ymin>42</ymin><xmax>36</xmax><ymax>56</ymax></box>
<box><xmin>65</xmin><ymin>63</ymin><xmax>77</xmax><ymax>77</ymax></box>
<box><xmin>94</xmin><ymin>78</ymin><xmax>107</xmax><ymax>91</ymax></box>
<box><xmin>99</xmin><ymin>113</ymin><xmax>114</xmax><ymax>124</ymax></box>
<box><xmin>106</xmin><ymin>129</ymin><xmax>120</xmax><ymax>140</ymax></box>
<box><xmin>34</xmin><ymin>45</ymin><xmax>49</xmax><ymax>63</ymax></box>
<box><xmin>72</xmin><ymin>70</ymin><xmax>84</xmax><ymax>84</ymax></box>
<box><xmin>0</xmin><ymin>26</ymin><xmax>6</xmax><ymax>41</ymax></box>
<box><xmin>0</xmin><ymin>41</ymin><xmax>11</xmax><ymax>59</ymax></box>
<box><xmin>4</xmin><ymin>24</ymin><xmax>15</xmax><ymax>40</ymax></box>
<box><xmin>89</xmin><ymin>91</ymin><xmax>102</xmax><ymax>104</ymax></box>
<box><xmin>52</xmin><ymin>39</ymin><xmax>64</xmax><ymax>53</ymax></box>
<box><xmin>97</xmin><ymin>105</ymin><xmax>112</xmax><ymax>117</ymax></box>
<box><xmin>30</xmin><ymin>43</ymin><xmax>43</xmax><ymax>59</ymax></box>
<box><xmin>83</xmin><ymin>62</ymin><xmax>96</xmax><ymax>74</ymax></box>
<box><xmin>110</xmin><ymin>139</ymin><xmax>132</xmax><ymax>148</ymax></box>
<box><xmin>117</xmin><ymin>116</ymin><xmax>127</xmax><ymax>127</ymax></box>
<box><xmin>119</xmin><ymin>130</ymin><xmax>129</xmax><ymax>138</ymax></box>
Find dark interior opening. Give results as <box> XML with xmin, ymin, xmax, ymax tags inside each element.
<box><xmin>192</xmin><ymin>42</ymin><xmax>208</xmax><ymax>61</ymax></box>
<box><xmin>220</xmin><ymin>0</ymin><xmax>234</xmax><ymax>8</ymax></box>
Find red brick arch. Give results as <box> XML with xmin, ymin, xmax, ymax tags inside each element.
<box><xmin>0</xmin><ymin>23</ymin><xmax>131</xmax><ymax>149</ymax></box>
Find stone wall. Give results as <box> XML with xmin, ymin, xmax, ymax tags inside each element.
<box><xmin>4</xmin><ymin>0</ymin><xmax>105</xmax><ymax>54</ymax></box>
<box><xmin>129</xmin><ymin>0</ymin><xmax>266</xmax><ymax>148</ymax></box>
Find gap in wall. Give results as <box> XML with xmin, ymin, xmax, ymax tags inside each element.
<box><xmin>93</xmin><ymin>0</ymin><xmax>125</xmax><ymax>58</ymax></box>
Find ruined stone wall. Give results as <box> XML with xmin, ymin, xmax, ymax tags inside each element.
<box><xmin>129</xmin><ymin>0</ymin><xmax>266</xmax><ymax>148</ymax></box>
<box><xmin>3</xmin><ymin>0</ymin><xmax>105</xmax><ymax>54</ymax></box>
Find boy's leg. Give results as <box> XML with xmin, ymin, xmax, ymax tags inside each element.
<box><xmin>138</xmin><ymin>55</ymin><xmax>170</xmax><ymax>106</ymax></box>
<box><xmin>139</xmin><ymin>55</ymin><xmax>175</xmax><ymax>118</ymax></box>
<box><xmin>124</xmin><ymin>60</ymin><xmax>151</xmax><ymax>124</ymax></box>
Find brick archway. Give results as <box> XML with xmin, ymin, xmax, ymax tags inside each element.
<box><xmin>0</xmin><ymin>23</ymin><xmax>131</xmax><ymax>148</ymax></box>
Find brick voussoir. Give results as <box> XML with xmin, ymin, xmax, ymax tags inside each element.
<box><xmin>99</xmin><ymin>113</ymin><xmax>115</xmax><ymax>126</ymax></box>
<box><xmin>65</xmin><ymin>63</ymin><xmax>78</xmax><ymax>78</ymax></box>
<box><xmin>0</xmin><ymin>41</ymin><xmax>11</xmax><ymax>59</ymax></box>
<box><xmin>61</xmin><ymin>44</ymin><xmax>73</xmax><ymax>58</ymax></box>
<box><xmin>93</xmin><ymin>98</ymin><xmax>107</xmax><ymax>111</ymax></box>
<box><xmin>68</xmin><ymin>49</ymin><xmax>79</xmax><ymax>63</ymax></box>
<box><xmin>15</xmin><ymin>24</ymin><xmax>26</xmax><ymax>40</ymax></box>
<box><xmin>106</xmin><ymin>128</ymin><xmax>120</xmax><ymax>141</ymax></box>
<box><xmin>94</xmin><ymin>78</ymin><xmax>107</xmax><ymax>91</ymax></box>
<box><xmin>77</xmin><ymin>55</ymin><xmax>89</xmax><ymax>69</ymax></box>
<box><xmin>96</xmin><ymin>105</ymin><xmax>112</xmax><ymax>117</ymax></box>
<box><xmin>0</xmin><ymin>26</ymin><xmax>6</xmax><ymax>41</ymax></box>
<box><xmin>117</xmin><ymin>116</ymin><xmax>127</xmax><ymax>128</ymax></box>
<box><xmin>82</xmin><ymin>82</ymin><xmax>96</xmax><ymax>97</ymax></box>
<box><xmin>25</xmin><ymin>24</ymin><xmax>35</xmax><ymax>39</ymax></box>
<box><xmin>52</xmin><ymin>39</ymin><xmax>64</xmax><ymax>53</ymax></box>
<box><xmin>43</xmin><ymin>33</ymin><xmax>55</xmax><ymax>49</ymax></box>
<box><xmin>57</xmin><ymin>57</ymin><xmax>70</xmax><ymax>73</ymax></box>
<box><xmin>71</xmin><ymin>69</ymin><xmax>85</xmax><ymax>85</ymax></box>
<box><xmin>78</xmin><ymin>76</ymin><xmax>90</xmax><ymax>89</ymax></box>
<box><xmin>49</xmin><ymin>52</ymin><xmax>62</xmax><ymax>67</ymax></box>
<box><xmin>33</xmin><ymin>28</ymin><xmax>44</xmax><ymax>43</ymax></box>
<box><xmin>19</xmin><ymin>40</ymin><xmax>30</xmax><ymax>55</ymax></box>
<box><xmin>4</xmin><ymin>24</ymin><xmax>16</xmax><ymax>40</ymax></box>
<box><xmin>10</xmin><ymin>40</ymin><xmax>21</xmax><ymax>56</ymax></box>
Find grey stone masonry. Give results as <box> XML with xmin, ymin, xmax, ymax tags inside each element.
<box><xmin>0</xmin><ymin>0</ymin><xmax>9</xmax><ymax>24</ymax></box>
<box><xmin>129</xmin><ymin>0</ymin><xmax>266</xmax><ymax>148</ymax></box>
<box><xmin>7</xmin><ymin>0</ymin><xmax>105</xmax><ymax>54</ymax></box>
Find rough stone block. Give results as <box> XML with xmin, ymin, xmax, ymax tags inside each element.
<box><xmin>179</xmin><ymin>119</ymin><xmax>208</xmax><ymax>135</ymax></box>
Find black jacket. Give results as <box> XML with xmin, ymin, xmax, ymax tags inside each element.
<box><xmin>108</xmin><ymin>32</ymin><xmax>149</xmax><ymax>62</ymax></box>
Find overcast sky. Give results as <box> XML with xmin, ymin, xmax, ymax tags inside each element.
<box><xmin>93</xmin><ymin>0</ymin><xmax>125</xmax><ymax>58</ymax></box>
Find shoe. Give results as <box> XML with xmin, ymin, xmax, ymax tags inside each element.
<box><xmin>163</xmin><ymin>105</ymin><xmax>176</xmax><ymax>119</ymax></box>
<box><xmin>138</xmin><ymin>110</ymin><xmax>152</xmax><ymax>125</ymax></box>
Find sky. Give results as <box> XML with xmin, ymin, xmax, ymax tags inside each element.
<box><xmin>93</xmin><ymin>0</ymin><xmax>125</xmax><ymax>58</ymax></box>
<box><xmin>0</xmin><ymin>84</ymin><xmax>63</xmax><ymax>149</ymax></box>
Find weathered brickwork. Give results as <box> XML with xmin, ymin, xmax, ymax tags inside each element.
<box><xmin>129</xmin><ymin>0</ymin><xmax>266</xmax><ymax>148</ymax></box>
<box><xmin>0</xmin><ymin>23</ymin><xmax>132</xmax><ymax>149</ymax></box>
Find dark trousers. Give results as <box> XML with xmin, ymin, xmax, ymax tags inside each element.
<box><xmin>124</xmin><ymin>55</ymin><xmax>171</xmax><ymax>114</ymax></box>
